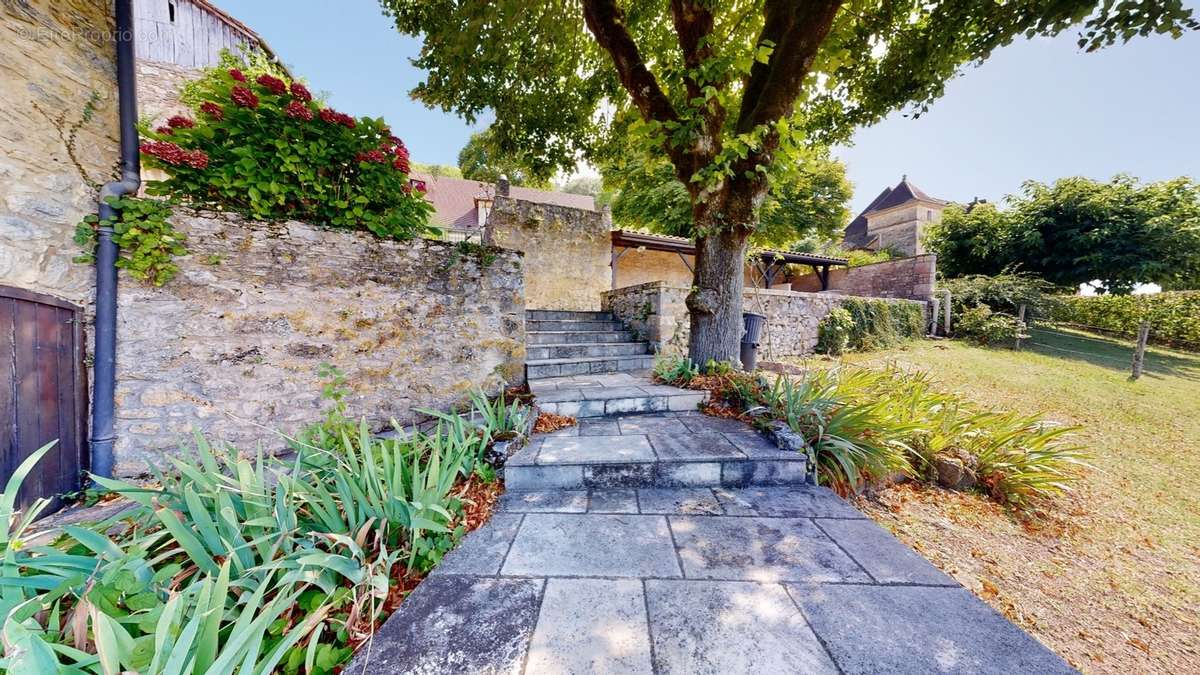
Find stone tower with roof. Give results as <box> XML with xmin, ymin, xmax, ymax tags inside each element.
<box><xmin>843</xmin><ymin>176</ymin><xmax>947</xmax><ymax>257</ymax></box>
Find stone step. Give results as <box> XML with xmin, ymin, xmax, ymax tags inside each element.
<box><xmin>527</xmin><ymin>319</ymin><xmax>626</xmax><ymax>333</ymax></box>
<box><xmin>527</xmin><ymin>354</ymin><xmax>655</xmax><ymax>379</ymax></box>
<box><xmin>526</xmin><ymin>342</ymin><xmax>650</xmax><ymax>361</ymax></box>
<box><xmin>525</xmin><ymin>309</ymin><xmax>614</xmax><ymax>322</ymax></box>
<box><xmin>505</xmin><ymin>419</ymin><xmax>808</xmax><ymax>490</ymax></box>
<box><xmin>527</xmin><ymin>330</ymin><xmax>638</xmax><ymax>345</ymax></box>
<box><xmin>533</xmin><ymin>383</ymin><xmax>705</xmax><ymax>418</ymax></box>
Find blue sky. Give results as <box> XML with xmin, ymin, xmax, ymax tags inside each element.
<box><xmin>218</xmin><ymin>0</ymin><xmax>1199</xmax><ymax>214</ymax></box>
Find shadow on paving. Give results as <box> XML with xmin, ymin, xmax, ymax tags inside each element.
<box><xmin>345</xmin><ymin>485</ymin><xmax>1076</xmax><ymax>675</ymax></box>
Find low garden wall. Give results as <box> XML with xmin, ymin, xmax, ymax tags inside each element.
<box><xmin>602</xmin><ymin>281</ymin><xmax>926</xmax><ymax>359</ymax></box>
<box><xmin>790</xmin><ymin>254</ymin><xmax>936</xmax><ymax>301</ymax></box>
<box><xmin>114</xmin><ymin>212</ymin><xmax>525</xmax><ymax>475</ymax></box>
<box><xmin>485</xmin><ymin>195</ymin><xmax>611</xmax><ymax>311</ymax></box>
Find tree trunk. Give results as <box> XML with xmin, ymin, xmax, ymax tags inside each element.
<box><xmin>687</xmin><ymin>226</ymin><xmax>752</xmax><ymax>366</ymax></box>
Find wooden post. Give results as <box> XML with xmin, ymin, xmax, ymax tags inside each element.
<box><xmin>1015</xmin><ymin>304</ymin><xmax>1027</xmax><ymax>350</ymax></box>
<box><xmin>1131</xmin><ymin>321</ymin><xmax>1150</xmax><ymax>380</ymax></box>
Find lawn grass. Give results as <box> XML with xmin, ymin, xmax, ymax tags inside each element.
<box><xmin>804</xmin><ymin>328</ymin><xmax>1199</xmax><ymax>673</ymax></box>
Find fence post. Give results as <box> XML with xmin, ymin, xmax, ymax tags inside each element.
<box><xmin>1130</xmin><ymin>321</ymin><xmax>1150</xmax><ymax>380</ymax></box>
<box><xmin>1015</xmin><ymin>304</ymin><xmax>1027</xmax><ymax>350</ymax></box>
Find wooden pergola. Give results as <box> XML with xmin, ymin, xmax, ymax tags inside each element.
<box><xmin>610</xmin><ymin>230</ymin><xmax>849</xmax><ymax>290</ymax></box>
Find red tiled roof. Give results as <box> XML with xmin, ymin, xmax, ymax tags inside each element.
<box><xmin>411</xmin><ymin>173</ymin><xmax>596</xmax><ymax>231</ymax></box>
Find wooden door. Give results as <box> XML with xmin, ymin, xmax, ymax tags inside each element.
<box><xmin>0</xmin><ymin>286</ymin><xmax>87</xmax><ymax>514</ymax></box>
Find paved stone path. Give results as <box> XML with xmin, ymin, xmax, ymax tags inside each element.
<box><xmin>348</xmin><ymin>484</ymin><xmax>1074</xmax><ymax>674</ymax></box>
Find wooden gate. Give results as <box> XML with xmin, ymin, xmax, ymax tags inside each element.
<box><xmin>0</xmin><ymin>286</ymin><xmax>87</xmax><ymax>513</ymax></box>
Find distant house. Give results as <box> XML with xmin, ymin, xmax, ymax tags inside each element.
<box><xmin>843</xmin><ymin>176</ymin><xmax>947</xmax><ymax>257</ymax></box>
<box><xmin>412</xmin><ymin>173</ymin><xmax>596</xmax><ymax>240</ymax></box>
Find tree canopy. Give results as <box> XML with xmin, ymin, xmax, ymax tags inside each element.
<box><xmin>381</xmin><ymin>0</ymin><xmax>1197</xmax><ymax>363</ymax></box>
<box><xmin>927</xmin><ymin>176</ymin><xmax>1200</xmax><ymax>294</ymax></box>
<box><xmin>606</xmin><ymin>151</ymin><xmax>851</xmax><ymax>249</ymax></box>
<box><xmin>456</xmin><ymin>126</ymin><xmax>550</xmax><ymax>188</ymax></box>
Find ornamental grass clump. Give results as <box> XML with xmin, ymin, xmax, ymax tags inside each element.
<box><xmin>140</xmin><ymin>53</ymin><xmax>433</xmax><ymax>240</ymax></box>
<box><xmin>0</xmin><ymin>388</ymin><xmax>529</xmax><ymax>673</ymax></box>
<box><xmin>729</xmin><ymin>365</ymin><xmax>1084</xmax><ymax>506</ymax></box>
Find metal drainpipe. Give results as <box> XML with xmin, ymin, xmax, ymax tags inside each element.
<box><xmin>91</xmin><ymin>0</ymin><xmax>141</xmax><ymax>479</ymax></box>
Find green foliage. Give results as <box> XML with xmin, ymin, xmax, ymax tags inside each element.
<box><xmin>702</xmin><ymin>359</ymin><xmax>736</xmax><ymax>376</ymax></box>
<box><xmin>955</xmin><ymin>306</ymin><xmax>1027</xmax><ymax>346</ymax></box>
<box><xmin>816</xmin><ymin>299</ymin><xmax>926</xmax><ymax>354</ymax></box>
<box><xmin>741</xmin><ymin>366</ymin><xmax>1084</xmax><ymax>504</ymax></box>
<box><xmin>940</xmin><ymin>272</ymin><xmax>1065</xmax><ymax>319</ymax></box>
<box><xmin>606</xmin><ymin>150</ymin><xmax>851</xmax><ymax>248</ymax></box>
<box><xmin>1052</xmin><ymin>291</ymin><xmax>1200</xmax><ymax>350</ymax></box>
<box><xmin>74</xmin><ymin>196</ymin><xmax>183</xmax><ymax>286</ymax></box>
<box><xmin>457</xmin><ymin>126</ymin><xmax>550</xmax><ymax>188</ymax></box>
<box><xmin>0</xmin><ymin>374</ymin><xmax>532</xmax><ymax>673</ymax></box>
<box><xmin>142</xmin><ymin>53</ymin><xmax>434</xmax><ymax>240</ymax></box>
<box><xmin>653</xmin><ymin>354</ymin><xmax>700</xmax><ymax>386</ymax></box>
<box><xmin>927</xmin><ymin>176</ymin><xmax>1200</xmax><ymax>293</ymax></box>
<box><xmin>815</xmin><ymin>307</ymin><xmax>854</xmax><ymax>355</ymax></box>
<box><xmin>409</xmin><ymin>162</ymin><xmax>463</xmax><ymax>179</ymax></box>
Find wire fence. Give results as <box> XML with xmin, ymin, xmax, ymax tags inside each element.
<box><xmin>1020</xmin><ymin>317</ymin><xmax>1156</xmax><ymax>378</ymax></box>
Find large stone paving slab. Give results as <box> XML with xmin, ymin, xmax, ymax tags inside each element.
<box><xmin>814</xmin><ymin>518</ymin><xmax>957</xmax><ymax>585</ymax></box>
<box><xmin>616</xmin><ymin>414</ymin><xmax>691</xmax><ymax>435</ymax></box>
<box><xmin>669</xmin><ymin>516</ymin><xmax>871</xmax><ymax>582</ymax></box>
<box><xmin>500</xmin><ymin>490</ymin><xmax>588</xmax><ymax>514</ymax></box>
<box><xmin>431</xmin><ymin>513</ymin><xmax>523</xmax><ymax>576</ymax></box>
<box><xmin>788</xmin><ymin>584</ymin><xmax>1076</xmax><ymax>674</ymax></box>
<box><xmin>346</xmin><ymin>576</ymin><xmax>543</xmax><ymax>674</ymax></box>
<box><xmin>645</xmin><ymin>580</ymin><xmax>839</xmax><ymax>674</ymax></box>
<box><xmin>714</xmin><ymin>485</ymin><xmax>866</xmax><ymax>518</ymax></box>
<box><xmin>637</xmin><ymin>488</ymin><xmax>722</xmax><ymax>515</ymax></box>
<box><xmin>588</xmin><ymin>488</ymin><xmax>639</xmax><ymax>513</ymax></box>
<box><xmin>526</xmin><ymin>578</ymin><xmax>653</xmax><ymax>674</ymax></box>
<box><xmin>502</xmin><ymin>513</ymin><xmax>683</xmax><ymax>578</ymax></box>
<box><xmin>647</xmin><ymin>432</ymin><xmax>744</xmax><ymax>461</ymax></box>
<box><xmin>537</xmin><ymin>435</ymin><xmax>655</xmax><ymax>465</ymax></box>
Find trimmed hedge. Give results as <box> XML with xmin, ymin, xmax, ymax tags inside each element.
<box><xmin>1052</xmin><ymin>292</ymin><xmax>1200</xmax><ymax>351</ymax></box>
<box><xmin>816</xmin><ymin>298</ymin><xmax>926</xmax><ymax>354</ymax></box>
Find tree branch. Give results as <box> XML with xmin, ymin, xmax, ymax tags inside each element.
<box><xmin>736</xmin><ymin>0</ymin><xmax>844</xmax><ymax>134</ymax></box>
<box><xmin>581</xmin><ymin>0</ymin><xmax>679</xmax><ymax>126</ymax></box>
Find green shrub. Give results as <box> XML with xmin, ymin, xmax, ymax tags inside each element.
<box><xmin>140</xmin><ymin>52</ymin><xmax>434</xmax><ymax>240</ymax></box>
<box><xmin>0</xmin><ymin>383</ymin><xmax>529</xmax><ymax>673</ymax></box>
<box><xmin>1052</xmin><ymin>291</ymin><xmax>1200</xmax><ymax>351</ymax></box>
<box><xmin>955</xmin><ymin>305</ymin><xmax>1026</xmax><ymax>345</ymax></box>
<box><xmin>653</xmin><ymin>354</ymin><xmax>699</xmax><ymax>385</ymax></box>
<box><xmin>728</xmin><ymin>365</ymin><xmax>1083</xmax><ymax>505</ymax></box>
<box><xmin>941</xmin><ymin>272</ymin><xmax>1064</xmax><ymax>319</ymax></box>
<box><xmin>816</xmin><ymin>298</ymin><xmax>925</xmax><ymax>354</ymax></box>
<box><xmin>815</xmin><ymin>307</ymin><xmax>853</xmax><ymax>355</ymax></box>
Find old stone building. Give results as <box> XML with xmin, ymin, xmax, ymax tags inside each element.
<box><xmin>843</xmin><ymin>177</ymin><xmax>947</xmax><ymax>257</ymax></box>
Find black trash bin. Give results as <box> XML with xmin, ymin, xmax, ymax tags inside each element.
<box><xmin>740</xmin><ymin>312</ymin><xmax>767</xmax><ymax>371</ymax></box>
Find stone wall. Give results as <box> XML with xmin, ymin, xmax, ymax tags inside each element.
<box><xmin>614</xmin><ymin>248</ymin><xmax>693</xmax><ymax>289</ymax></box>
<box><xmin>136</xmin><ymin>59</ymin><xmax>195</xmax><ymax>127</ymax></box>
<box><xmin>0</xmin><ymin>0</ymin><xmax>119</xmax><ymax>306</ymax></box>
<box><xmin>790</xmin><ymin>254</ymin><xmax>936</xmax><ymax>302</ymax></box>
<box><xmin>485</xmin><ymin>196</ymin><xmax>611</xmax><ymax>311</ymax></box>
<box><xmin>604</xmin><ymin>281</ymin><xmax>926</xmax><ymax>360</ymax></box>
<box><xmin>114</xmin><ymin>213</ymin><xmax>525</xmax><ymax>475</ymax></box>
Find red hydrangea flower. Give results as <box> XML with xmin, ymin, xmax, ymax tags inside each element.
<box><xmin>289</xmin><ymin>82</ymin><xmax>313</xmax><ymax>102</ymax></box>
<box><xmin>139</xmin><ymin>140</ymin><xmax>186</xmax><ymax>165</ymax></box>
<box><xmin>393</xmin><ymin>156</ymin><xmax>411</xmax><ymax>174</ymax></box>
<box><xmin>154</xmin><ymin>126</ymin><xmax>174</xmax><ymax>136</ymax></box>
<box><xmin>255</xmin><ymin>74</ymin><xmax>288</xmax><ymax>95</ymax></box>
<box><xmin>183</xmin><ymin>149</ymin><xmax>209</xmax><ymax>169</ymax></box>
<box><xmin>355</xmin><ymin>149</ymin><xmax>388</xmax><ymax>164</ymax></box>
<box><xmin>200</xmin><ymin>102</ymin><xmax>224</xmax><ymax>120</ymax></box>
<box><xmin>284</xmin><ymin>100</ymin><xmax>314</xmax><ymax>121</ymax></box>
<box><xmin>231</xmin><ymin>85</ymin><xmax>259</xmax><ymax>108</ymax></box>
<box><xmin>319</xmin><ymin>108</ymin><xmax>356</xmax><ymax>128</ymax></box>
<box><xmin>167</xmin><ymin>115</ymin><xmax>195</xmax><ymax>129</ymax></box>
<box><xmin>228</xmin><ymin>68</ymin><xmax>247</xmax><ymax>82</ymax></box>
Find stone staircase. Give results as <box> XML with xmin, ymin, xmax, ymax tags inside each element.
<box><xmin>525</xmin><ymin>310</ymin><xmax>654</xmax><ymax>380</ymax></box>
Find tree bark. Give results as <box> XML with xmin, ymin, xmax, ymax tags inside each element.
<box><xmin>687</xmin><ymin>226</ymin><xmax>752</xmax><ymax>365</ymax></box>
